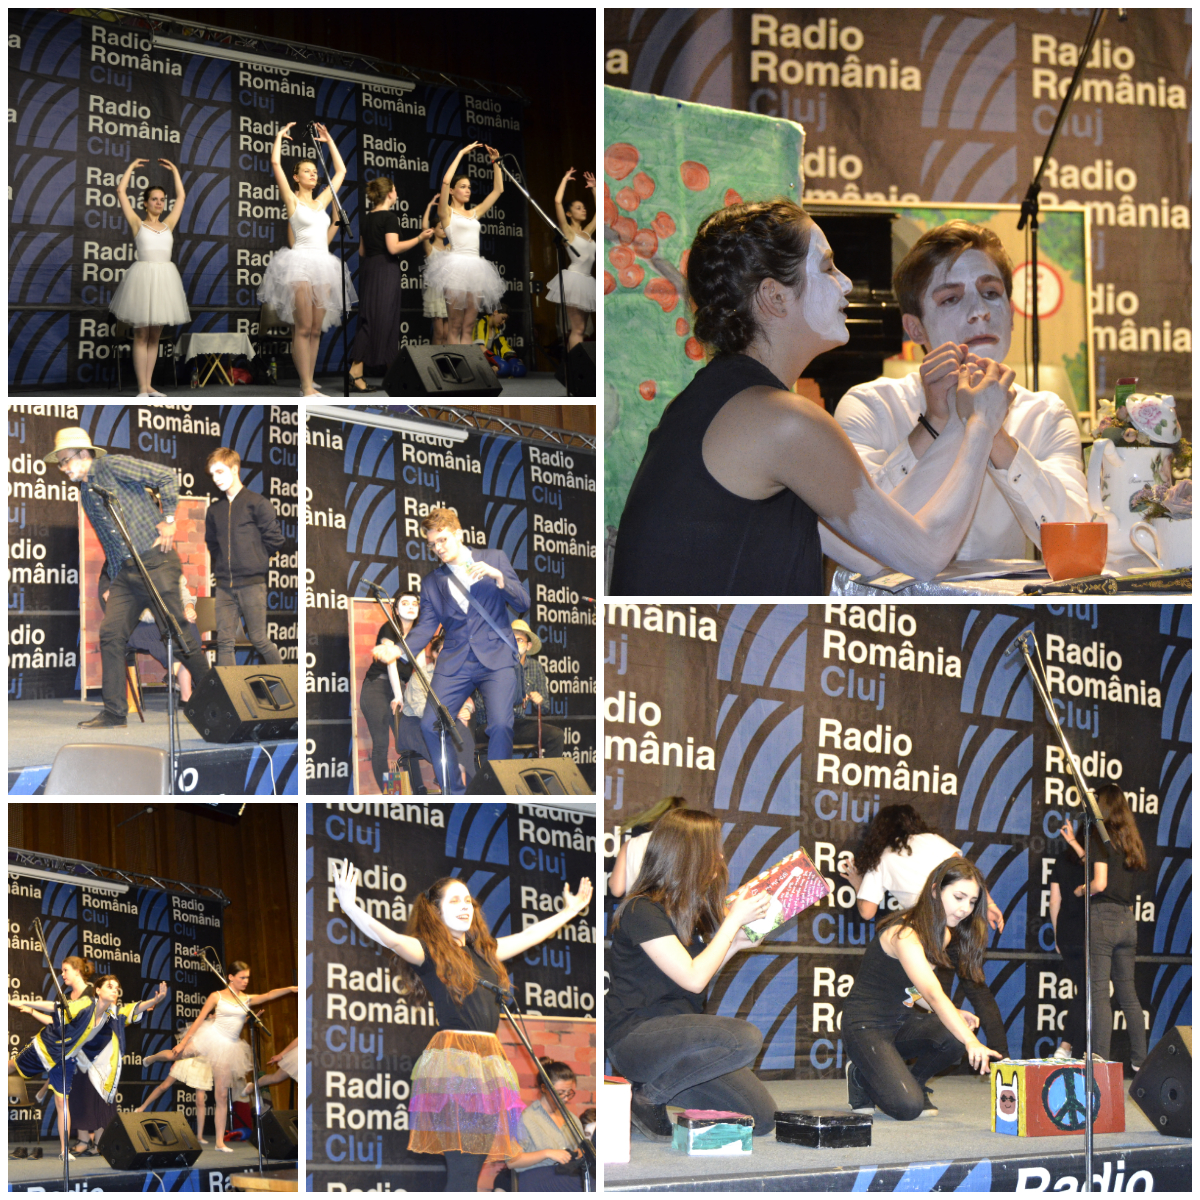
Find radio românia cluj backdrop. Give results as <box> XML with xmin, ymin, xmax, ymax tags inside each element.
<box><xmin>603</xmin><ymin>602</ymin><xmax>1190</xmax><ymax>1078</ymax></box>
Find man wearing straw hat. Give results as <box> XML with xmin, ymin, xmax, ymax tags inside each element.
<box><xmin>43</xmin><ymin>427</ymin><xmax>212</xmax><ymax>729</ymax></box>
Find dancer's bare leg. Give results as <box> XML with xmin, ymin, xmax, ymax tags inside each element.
<box><xmin>307</xmin><ymin>303</ymin><xmax>326</xmax><ymax>391</ymax></box>
<box><xmin>136</xmin><ymin>1076</ymin><xmax>176</xmax><ymax>1111</ymax></box>
<box><xmin>133</xmin><ymin>326</ymin><xmax>154</xmax><ymax>394</ymax></box>
<box><xmin>194</xmin><ymin>1087</ymin><xmax>208</xmax><ymax>1143</ymax></box>
<box><xmin>213</xmin><ymin>1076</ymin><xmax>233</xmax><ymax>1151</ymax></box>
<box><xmin>144</xmin><ymin>325</ymin><xmax>165</xmax><ymax>393</ymax></box>
<box><xmin>566</xmin><ymin>305</ymin><xmax>586</xmax><ymax>353</ymax></box>
<box><xmin>291</xmin><ymin>285</ymin><xmax>316</xmax><ymax>394</ymax></box>
<box><xmin>432</xmin><ymin>315</ymin><xmax>448</xmax><ymax>345</ymax></box>
<box><xmin>53</xmin><ymin>1092</ymin><xmax>70</xmax><ymax>1157</ymax></box>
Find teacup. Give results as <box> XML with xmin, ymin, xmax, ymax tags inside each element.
<box><xmin>1041</xmin><ymin>522</ymin><xmax>1108</xmax><ymax>581</ymax></box>
<box><xmin>1130</xmin><ymin>517</ymin><xmax>1192</xmax><ymax>570</ymax></box>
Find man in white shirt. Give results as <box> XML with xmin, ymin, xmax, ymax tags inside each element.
<box><xmin>825</xmin><ymin>220</ymin><xmax>1088</xmax><ymax>567</ymax></box>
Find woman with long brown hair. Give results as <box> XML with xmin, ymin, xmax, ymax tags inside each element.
<box><xmin>1054</xmin><ymin>784</ymin><xmax>1149</xmax><ymax>1068</ymax></box>
<box><xmin>332</xmin><ymin>861</ymin><xmax>593</xmax><ymax>1192</ymax></box>
<box><xmin>842</xmin><ymin>857</ymin><xmax>1002</xmax><ymax>1121</ymax></box>
<box><xmin>605</xmin><ymin>808</ymin><xmax>777</xmax><ymax>1141</ymax></box>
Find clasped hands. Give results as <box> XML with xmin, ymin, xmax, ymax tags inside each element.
<box><xmin>919</xmin><ymin>342</ymin><xmax>1017</xmax><ymax>446</ymax></box>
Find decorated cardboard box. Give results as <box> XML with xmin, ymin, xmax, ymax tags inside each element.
<box><xmin>726</xmin><ymin>847</ymin><xmax>831</xmax><ymax>942</ymax></box>
<box><xmin>991</xmin><ymin>1059</ymin><xmax>1125</xmax><ymax>1136</ymax></box>
<box><xmin>670</xmin><ymin>1110</ymin><xmax>754</xmax><ymax>1155</ymax></box>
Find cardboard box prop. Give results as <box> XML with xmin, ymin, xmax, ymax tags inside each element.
<box><xmin>991</xmin><ymin>1059</ymin><xmax>1125</xmax><ymax>1136</ymax></box>
<box><xmin>670</xmin><ymin>1110</ymin><xmax>753</xmax><ymax>1155</ymax></box>
<box><xmin>727</xmin><ymin>847</ymin><xmax>831</xmax><ymax>942</ymax></box>
<box><xmin>775</xmin><ymin>1110</ymin><xmax>872</xmax><ymax>1148</ymax></box>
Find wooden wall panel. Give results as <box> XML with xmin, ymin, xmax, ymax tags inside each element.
<box><xmin>7</xmin><ymin>802</ymin><xmax>299</xmax><ymax>1106</ymax></box>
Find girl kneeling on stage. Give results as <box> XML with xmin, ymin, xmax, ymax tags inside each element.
<box><xmin>332</xmin><ymin>861</ymin><xmax>593</xmax><ymax>1192</ymax></box>
<box><xmin>606</xmin><ymin>808</ymin><xmax>778</xmax><ymax>1140</ymax></box>
<box><xmin>843</xmin><ymin>857</ymin><xmax>1003</xmax><ymax>1121</ymax></box>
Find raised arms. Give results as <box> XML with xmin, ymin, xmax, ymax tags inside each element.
<box><xmin>271</xmin><ymin>123</ymin><xmax>299</xmax><ymax>218</ymax></box>
<box><xmin>471</xmin><ymin>145</ymin><xmax>504</xmax><ymax>221</ymax></box>
<box><xmin>494</xmin><ymin>879</ymin><xmax>593</xmax><ymax>962</ymax></box>
<box><xmin>116</xmin><ymin>158</ymin><xmax>149</xmax><ymax>236</ymax></box>
<box><xmin>311</xmin><ymin>122</ymin><xmax>346</xmax><ymax>209</ymax></box>
<box><xmin>331</xmin><ymin>860</ymin><xmax>425</xmax><ymax>965</ymax></box>
<box><xmin>159</xmin><ymin>159</ymin><xmax>186</xmax><ymax>231</ymax></box>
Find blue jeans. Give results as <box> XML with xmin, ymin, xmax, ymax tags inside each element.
<box><xmin>608</xmin><ymin>1014</ymin><xmax>776</xmax><ymax>1135</ymax></box>
<box><xmin>1088</xmin><ymin>902</ymin><xmax>1147</xmax><ymax>1066</ymax></box>
<box><xmin>843</xmin><ymin>1010</ymin><xmax>965</xmax><ymax>1121</ymax></box>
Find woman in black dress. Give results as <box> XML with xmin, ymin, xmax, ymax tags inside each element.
<box><xmin>349</xmin><ymin>176</ymin><xmax>435</xmax><ymax>391</ymax></box>
<box><xmin>359</xmin><ymin>589</ymin><xmax>420</xmax><ymax>792</ymax></box>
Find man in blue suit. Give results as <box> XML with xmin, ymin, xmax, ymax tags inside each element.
<box><xmin>374</xmin><ymin>507</ymin><xmax>529</xmax><ymax>794</ymax></box>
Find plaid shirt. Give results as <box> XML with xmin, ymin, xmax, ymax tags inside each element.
<box><xmin>79</xmin><ymin>455</ymin><xmax>179</xmax><ymax>578</ymax></box>
<box><xmin>471</xmin><ymin>655</ymin><xmax>550</xmax><ymax>728</ymax></box>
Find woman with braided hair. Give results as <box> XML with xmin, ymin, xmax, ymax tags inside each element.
<box><xmin>610</xmin><ymin>199</ymin><xmax>1017</xmax><ymax>596</ymax></box>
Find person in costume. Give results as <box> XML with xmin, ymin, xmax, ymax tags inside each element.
<box><xmin>331</xmin><ymin>861</ymin><xmax>593</xmax><ymax>1191</ymax></box>
<box><xmin>349</xmin><ymin>175</ymin><xmax>435</xmax><ymax>391</ymax></box>
<box><xmin>472</xmin><ymin>306</ymin><xmax>526</xmax><ymax>377</ymax></box>
<box><xmin>426</xmin><ymin>142</ymin><xmax>507</xmax><ymax>344</ymax></box>
<box><xmin>422</xmin><ymin>196</ymin><xmax>451</xmax><ymax>344</ymax></box>
<box><xmin>243</xmin><ymin>1036</ymin><xmax>299</xmax><ymax>1101</ymax></box>
<box><xmin>171</xmin><ymin>961</ymin><xmax>298</xmax><ymax>1153</ymax></box>
<box><xmin>606</xmin><ymin>808</ymin><xmax>778</xmax><ymax>1141</ymax></box>
<box><xmin>842</xmin><ymin>857</ymin><xmax>1003</xmax><ymax>1121</ymax></box>
<box><xmin>360</xmin><ymin>589</ymin><xmax>420</xmax><ymax>794</ymax></box>
<box><xmin>111</xmin><ymin>157</ymin><xmax>191</xmax><ymax>397</ymax></box>
<box><xmin>371</xmin><ymin>507</ymin><xmax>530</xmax><ymax>795</ymax></box>
<box><xmin>547</xmin><ymin>168</ymin><xmax>597</xmax><ymax>354</ymax></box>
<box><xmin>259</xmin><ymin>121</ymin><xmax>358</xmax><ymax>397</ymax></box>
<box><xmin>71</xmin><ymin>976</ymin><xmax>169</xmax><ymax>1154</ymax></box>
<box><xmin>137</xmin><ymin>1017</ymin><xmax>216</xmax><ymax>1144</ymax></box>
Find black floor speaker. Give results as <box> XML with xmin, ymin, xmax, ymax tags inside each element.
<box><xmin>555</xmin><ymin>342</ymin><xmax>596</xmax><ymax>395</ymax></box>
<box><xmin>98</xmin><ymin>1111</ymin><xmax>202</xmax><ymax>1169</ymax></box>
<box><xmin>259</xmin><ymin>1108</ymin><xmax>299</xmax><ymax>1159</ymax></box>
<box><xmin>465</xmin><ymin>757</ymin><xmax>592</xmax><ymax>795</ymax></box>
<box><xmin>383</xmin><ymin>344</ymin><xmax>502</xmax><ymax>396</ymax></box>
<box><xmin>1130</xmin><ymin>1025</ymin><xmax>1191</xmax><ymax>1137</ymax></box>
<box><xmin>184</xmin><ymin>665</ymin><xmax>299</xmax><ymax>743</ymax></box>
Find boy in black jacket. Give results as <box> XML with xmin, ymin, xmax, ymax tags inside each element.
<box><xmin>204</xmin><ymin>447</ymin><xmax>286</xmax><ymax>666</ymax></box>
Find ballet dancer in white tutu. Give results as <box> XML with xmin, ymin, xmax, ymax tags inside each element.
<box><xmin>259</xmin><ymin>121</ymin><xmax>358</xmax><ymax>396</ymax></box>
<box><xmin>137</xmin><ymin>1018</ymin><xmax>216</xmax><ymax>1144</ymax></box>
<box><xmin>426</xmin><ymin>141</ymin><xmax>507</xmax><ymax>344</ymax></box>
<box><xmin>171</xmin><ymin>960</ymin><xmax>298</xmax><ymax>1153</ymax></box>
<box><xmin>548</xmin><ymin>168</ymin><xmax>597</xmax><ymax>353</ymax></box>
<box><xmin>111</xmin><ymin>158</ymin><xmax>191</xmax><ymax>397</ymax></box>
<box><xmin>242</xmin><ymin>1036</ymin><xmax>298</xmax><ymax>1103</ymax></box>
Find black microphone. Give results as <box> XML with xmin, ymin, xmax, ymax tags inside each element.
<box><xmin>89</xmin><ymin>484</ymin><xmax>115</xmax><ymax>498</ymax></box>
<box><xmin>477</xmin><ymin>978</ymin><xmax>516</xmax><ymax>1005</ymax></box>
<box><xmin>364</xmin><ymin>580</ymin><xmax>388</xmax><ymax>596</ymax></box>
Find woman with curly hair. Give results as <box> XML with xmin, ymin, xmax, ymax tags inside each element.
<box><xmin>843</xmin><ymin>857</ymin><xmax>1003</xmax><ymax>1121</ymax></box>
<box><xmin>843</xmin><ymin>804</ymin><xmax>1009</xmax><ymax>1058</ymax></box>
<box><xmin>609</xmin><ymin>199</ymin><xmax>1016</xmax><ymax>596</ymax></box>
<box><xmin>331</xmin><ymin>861</ymin><xmax>593</xmax><ymax>1192</ymax></box>
<box><xmin>606</xmin><ymin>808</ymin><xmax>778</xmax><ymax>1142</ymax></box>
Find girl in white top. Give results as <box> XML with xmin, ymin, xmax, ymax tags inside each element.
<box><xmin>422</xmin><ymin>195</ymin><xmax>451</xmax><ymax>345</ymax></box>
<box><xmin>111</xmin><ymin>157</ymin><xmax>191</xmax><ymax>397</ymax></box>
<box><xmin>547</xmin><ymin>167</ymin><xmax>597</xmax><ymax>352</ymax></box>
<box><xmin>426</xmin><ymin>141</ymin><xmax>506</xmax><ymax>344</ymax></box>
<box><xmin>172</xmin><ymin>960</ymin><xmax>297</xmax><ymax>1153</ymax></box>
<box><xmin>259</xmin><ymin>121</ymin><xmax>357</xmax><ymax>396</ymax></box>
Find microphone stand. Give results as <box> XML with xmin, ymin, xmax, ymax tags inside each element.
<box><xmin>93</xmin><ymin>487</ymin><xmax>193</xmax><ymax>794</ymax></box>
<box><xmin>198</xmin><ymin>948</ymin><xmax>272</xmax><ymax>1175</ymax></box>
<box><xmin>488</xmin><ymin>983</ymin><xmax>595</xmax><ymax>1191</ymax></box>
<box><xmin>492</xmin><ymin>155</ymin><xmax>579</xmax><ymax>395</ymax></box>
<box><xmin>1014</xmin><ymin>631</ymin><xmax>1111</xmax><ymax>1192</ymax></box>
<box><xmin>308</xmin><ymin>123</ymin><xmax>351</xmax><ymax>398</ymax></box>
<box><xmin>1017</xmin><ymin>8</ymin><xmax>1106</xmax><ymax>391</ymax></box>
<box><xmin>33</xmin><ymin>918</ymin><xmax>71</xmax><ymax>1189</ymax></box>
<box><xmin>364</xmin><ymin>582</ymin><xmax>463</xmax><ymax>793</ymax></box>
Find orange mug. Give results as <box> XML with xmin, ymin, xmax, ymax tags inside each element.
<box><xmin>1041</xmin><ymin>522</ymin><xmax>1108</xmax><ymax>581</ymax></box>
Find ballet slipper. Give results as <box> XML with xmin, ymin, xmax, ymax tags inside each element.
<box><xmin>148</xmin><ymin>389</ymin><xmax>168</xmax><ymax>397</ymax></box>
<box><xmin>217</xmin><ymin>1143</ymin><xmax>234</xmax><ymax>1153</ymax></box>
<box><xmin>197</xmin><ymin>1136</ymin><xmax>208</xmax><ymax>1144</ymax></box>
<box><xmin>136</xmin><ymin>393</ymin><xmax>153</xmax><ymax>398</ymax></box>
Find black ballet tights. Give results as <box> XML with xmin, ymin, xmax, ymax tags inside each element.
<box><xmin>443</xmin><ymin>1150</ymin><xmax>487</xmax><ymax>1191</ymax></box>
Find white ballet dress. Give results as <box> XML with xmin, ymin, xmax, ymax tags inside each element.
<box><xmin>189</xmin><ymin>997</ymin><xmax>254</xmax><ymax>1081</ymax></box>
<box><xmin>258</xmin><ymin>203</ymin><xmax>358</xmax><ymax>332</ymax></box>
<box><xmin>546</xmin><ymin>234</ymin><xmax>596</xmax><ymax>312</ymax></box>
<box><xmin>278</xmin><ymin>1043</ymin><xmax>299</xmax><ymax>1083</ymax></box>
<box><xmin>108</xmin><ymin>224</ymin><xmax>192</xmax><ymax>329</ymax></box>
<box><xmin>423</xmin><ymin>209</ymin><xmax>506</xmax><ymax>309</ymax></box>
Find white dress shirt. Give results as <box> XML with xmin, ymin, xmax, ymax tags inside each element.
<box><xmin>831</xmin><ymin>371</ymin><xmax>1089</xmax><ymax>562</ymax></box>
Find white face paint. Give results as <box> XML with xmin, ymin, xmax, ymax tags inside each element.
<box><xmin>396</xmin><ymin>596</ymin><xmax>419</xmax><ymax>621</ymax></box>
<box><xmin>209</xmin><ymin>464</ymin><xmax>235</xmax><ymax>492</ymax></box>
<box><xmin>915</xmin><ymin>249</ymin><xmax>1012</xmax><ymax>361</ymax></box>
<box><xmin>801</xmin><ymin>223</ymin><xmax>852</xmax><ymax>347</ymax></box>
<box><xmin>439</xmin><ymin>883</ymin><xmax>474</xmax><ymax>933</ymax></box>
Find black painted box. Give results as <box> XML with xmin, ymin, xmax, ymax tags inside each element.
<box><xmin>774</xmin><ymin>1110</ymin><xmax>872</xmax><ymax>1148</ymax></box>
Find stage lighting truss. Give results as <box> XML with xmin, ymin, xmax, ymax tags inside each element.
<box><xmin>360</xmin><ymin>405</ymin><xmax>598</xmax><ymax>450</ymax></box>
<box><xmin>8</xmin><ymin>849</ymin><xmax>231</xmax><ymax>905</ymax></box>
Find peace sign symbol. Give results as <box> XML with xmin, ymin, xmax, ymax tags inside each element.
<box><xmin>1041</xmin><ymin>1067</ymin><xmax>1101</xmax><ymax>1131</ymax></box>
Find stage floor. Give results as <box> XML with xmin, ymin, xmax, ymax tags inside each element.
<box><xmin>8</xmin><ymin>695</ymin><xmax>298</xmax><ymax>794</ymax></box>
<box><xmin>603</xmin><ymin>1076</ymin><xmax>1191</xmax><ymax>1192</ymax></box>
<box><xmin>7</xmin><ymin>1137</ymin><xmax>295</xmax><ymax>1191</ymax></box>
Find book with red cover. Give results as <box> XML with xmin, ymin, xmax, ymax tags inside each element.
<box><xmin>727</xmin><ymin>847</ymin><xmax>831</xmax><ymax>942</ymax></box>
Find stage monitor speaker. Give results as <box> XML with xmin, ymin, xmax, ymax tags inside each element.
<box><xmin>383</xmin><ymin>344</ymin><xmax>502</xmax><ymax>397</ymax></box>
<box><xmin>184</xmin><ymin>664</ymin><xmax>299</xmax><ymax>743</ymax></box>
<box><xmin>98</xmin><ymin>1110</ymin><xmax>202</xmax><ymax>1169</ymax></box>
<box><xmin>555</xmin><ymin>342</ymin><xmax>596</xmax><ymax>395</ymax></box>
<box><xmin>1130</xmin><ymin>1025</ymin><xmax>1191</xmax><ymax>1137</ymax></box>
<box><xmin>465</xmin><ymin>757</ymin><xmax>592</xmax><ymax>795</ymax></box>
<box><xmin>259</xmin><ymin>1108</ymin><xmax>299</xmax><ymax>1159</ymax></box>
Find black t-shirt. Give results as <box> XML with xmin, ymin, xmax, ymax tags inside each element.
<box><xmin>1090</xmin><ymin>828</ymin><xmax>1143</xmax><ymax>907</ymax></box>
<box><xmin>1049</xmin><ymin>847</ymin><xmax>1087</xmax><ymax>953</ymax></box>
<box><xmin>362</xmin><ymin>210</ymin><xmax>403</xmax><ymax>258</ymax></box>
<box><xmin>605</xmin><ymin>897</ymin><xmax>705</xmax><ymax>1048</ymax></box>
<box><xmin>363</xmin><ymin>622</ymin><xmax>415</xmax><ymax>685</ymax></box>
<box><xmin>414</xmin><ymin>937</ymin><xmax>503</xmax><ymax>1033</ymax></box>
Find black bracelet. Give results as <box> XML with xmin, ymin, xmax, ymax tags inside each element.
<box><xmin>917</xmin><ymin>413</ymin><xmax>940</xmax><ymax>440</ymax></box>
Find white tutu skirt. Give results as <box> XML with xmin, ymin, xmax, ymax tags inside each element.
<box><xmin>190</xmin><ymin>1024</ymin><xmax>254</xmax><ymax>1081</ymax></box>
<box><xmin>258</xmin><ymin>247</ymin><xmax>358</xmax><ymax>332</ymax></box>
<box><xmin>278</xmin><ymin>1044</ymin><xmax>299</xmax><ymax>1083</ymax></box>
<box><xmin>170</xmin><ymin>1053</ymin><xmax>215</xmax><ymax>1092</ymax></box>
<box><xmin>547</xmin><ymin>270</ymin><xmax>596</xmax><ymax>312</ymax></box>
<box><xmin>109</xmin><ymin>261</ymin><xmax>191</xmax><ymax>329</ymax></box>
<box><xmin>423</xmin><ymin>251</ymin><xmax>506</xmax><ymax>310</ymax></box>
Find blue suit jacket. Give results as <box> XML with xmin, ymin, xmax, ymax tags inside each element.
<box><xmin>407</xmin><ymin>549</ymin><xmax>531</xmax><ymax>675</ymax></box>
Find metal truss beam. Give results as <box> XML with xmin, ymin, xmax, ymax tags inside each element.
<box><xmin>9</xmin><ymin>848</ymin><xmax>231</xmax><ymax>906</ymax></box>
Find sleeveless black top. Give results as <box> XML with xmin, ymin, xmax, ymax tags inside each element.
<box><xmin>610</xmin><ymin>354</ymin><xmax>822</xmax><ymax>595</ymax></box>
